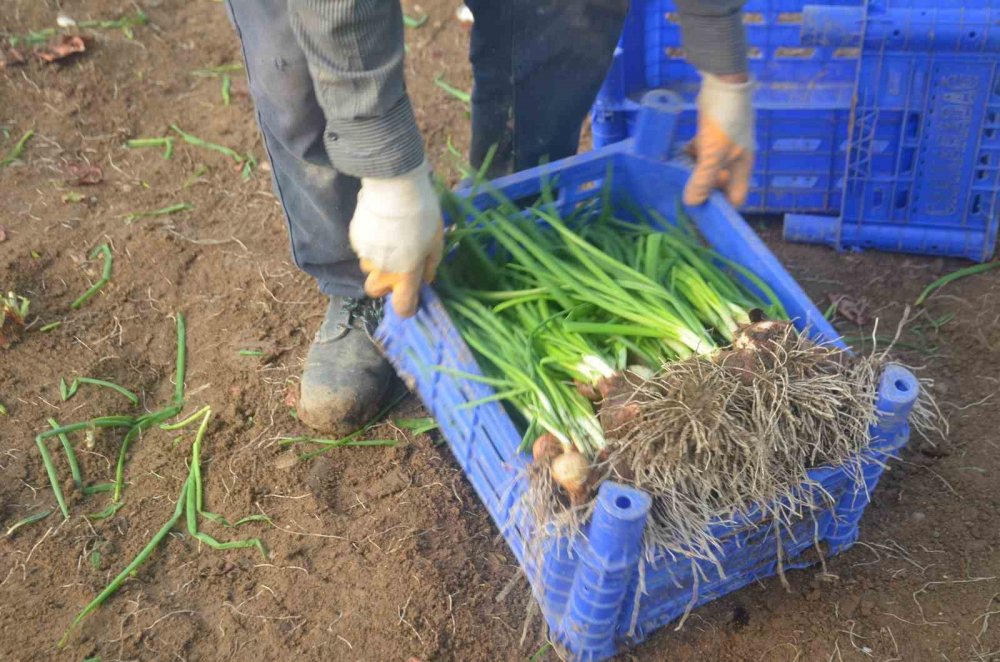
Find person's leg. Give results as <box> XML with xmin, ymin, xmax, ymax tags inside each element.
<box><xmin>466</xmin><ymin>0</ymin><xmax>629</xmax><ymax>176</ymax></box>
<box><xmin>226</xmin><ymin>0</ymin><xmax>395</xmax><ymax>433</ymax></box>
<box><xmin>226</xmin><ymin>0</ymin><xmax>363</xmax><ymax>298</ymax></box>
<box><xmin>465</xmin><ymin>0</ymin><xmax>515</xmax><ymax>178</ymax></box>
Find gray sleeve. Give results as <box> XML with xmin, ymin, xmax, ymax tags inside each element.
<box><xmin>674</xmin><ymin>0</ymin><xmax>748</xmax><ymax>75</ymax></box>
<box><xmin>286</xmin><ymin>0</ymin><xmax>425</xmax><ymax>179</ymax></box>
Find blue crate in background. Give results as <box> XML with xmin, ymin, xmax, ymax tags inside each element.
<box><xmin>784</xmin><ymin>2</ymin><xmax>1000</xmax><ymax>261</ymax></box>
<box><xmin>376</xmin><ymin>100</ymin><xmax>922</xmax><ymax>662</ymax></box>
<box><xmin>592</xmin><ymin>0</ymin><xmax>1000</xmax><ymax>261</ymax></box>
<box><xmin>592</xmin><ymin>0</ymin><xmax>863</xmax><ymax>214</ymax></box>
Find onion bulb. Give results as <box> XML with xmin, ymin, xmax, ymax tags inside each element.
<box><xmin>550</xmin><ymin>450</ymin><xmax>591</xmax><ymax>505</ymax></box>
<box><xmin>532</xmin><ymin>433</ymin><xmax>564</xmax><ymax>464</ymax></box>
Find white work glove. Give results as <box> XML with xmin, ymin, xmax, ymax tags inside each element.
<box><xmin>349</xmin><ymin>159</ymin><xmax>444</xmax><ymax>318</ymax></box>
<box><xmin>683</xmin><ymin>73</ymin><xmax>755</xmax><ymax>207</ymax></box>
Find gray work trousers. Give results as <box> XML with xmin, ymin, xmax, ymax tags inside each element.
<box><xmin>226</xmin><ymin>0</ymin><xmax>628</xmax><ymax>297</ymax></box>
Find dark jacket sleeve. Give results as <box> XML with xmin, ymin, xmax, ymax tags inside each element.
<box><xmin>287</xmin><ymin>0</ymin><xmax>425</xmax><ymax>178</ymax></box>
<box><xmin>674</xmin><ymin>0</ymin><xmax>748</xmax><ymax>75</ymax></box>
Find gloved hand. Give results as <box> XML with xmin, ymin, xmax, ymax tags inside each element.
<box><xmin>683</xmin><ymin>73</ymin><xmax>755</xmax><ymax>207</ymax></box>
<box><xmin>349</xmin><ymin>159</ymin><xmax>444</xmax><ymax>318</ymax></box>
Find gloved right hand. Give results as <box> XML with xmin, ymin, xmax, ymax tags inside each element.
<box><xmin>349</xmin><ymin>159</ymin><xmax>444</xmax><ymax>318</ymax></box>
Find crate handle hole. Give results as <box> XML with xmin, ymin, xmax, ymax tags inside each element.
<box><xmin>775</xmin><ymin>47</ymin><xmax>815</xmax><ymax>59</ymax></box>
<box><xmin>615</xmin><ymin>495</ymin><xmax>632</xmax><ymax>510</ymax></box>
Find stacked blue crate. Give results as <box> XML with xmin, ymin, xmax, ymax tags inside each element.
<box><xmin>591</xmin><ymin>0</ymin><xmax>863</xmax><ymax>213</ymax></box>
<box><xmin>593</xmin><ymin>0</ymin><xmax>1000</xmax><ymax>260</ymax></box>
<box><xmin>784</xmin><ymin>2</ymin><xmax>1000</xmax><ymax>261</ymax></box>
<box><xmin>376</xmin><ymin>100</ymin><xmax>922</xmax><ymax>661</ymax></box>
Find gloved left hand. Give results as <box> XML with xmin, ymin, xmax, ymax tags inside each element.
<box><xmin>349</xmin><ymin>159</ymin><xmax>444</xmax><ymax>318</ymax></box>
<box><xmin>683</xmin><ymin>73</ymin><xmax>755</xmax><ymax>207</ymax></box>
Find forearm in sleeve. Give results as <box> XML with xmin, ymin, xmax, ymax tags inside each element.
<box><xmin>674</xmin><ymin>0</ymin><xmax>748</xmax><ymax>76</ymax></box>
<box><xmin>287</xmin><ymin>0</ymin><xmax>425</xmax><ymax>178</ymax></box>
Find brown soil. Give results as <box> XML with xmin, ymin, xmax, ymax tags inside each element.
<box><xmin>2</xmin><ymin>2</ymin><xmax>998</xmax><ymax>661</ymax></box>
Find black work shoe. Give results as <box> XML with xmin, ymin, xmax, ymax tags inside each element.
<box><xmin>297</xmin><ymin>297</ymin><xmax>396</xmax><ymax>435</ymax></box>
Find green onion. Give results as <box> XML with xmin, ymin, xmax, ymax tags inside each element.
<box><xmin>60</xmin><ymin>475</ymin><xmax>191</xmax><ymax>647</ymax></box>
<box><xmin>71</xmin><ymin>244</ymin><xmax>113</xmax><ymax>309</ymax></box>
<box><xmin>0</xmin><ymin>130</ymin><xmax>34</xmax><ymax>169</ymax></box>
<box><xmin>221</xmin><ymin>74</ymin><xmax>232</xmax><ymax>106</ymax></box>
<box><xmin>123</xmin><ymin>202</ymin><xmax>193</xmax><ymax>224</ymax></box>
<box><xmin>60</xmin><ymin>377</ymin><xmax>139</xmax><ymax>406</ymax></box>
<box><xmin>48</xmin><ymin>417</ymin><xmax>82</xmax><ymax>490</ymax></box>
<box><xmin>436</xmin><ymin>182</ymin><xmax>784</xmax><ymax>457</ymax></box>
<box><xmin>403</xmin><ymin>12</ymin><xmax>428</xmax><ymax>28</ymax></box>
<box><xmin>6</xmin><ymin>510</ymin><xmax>52</xmax><ymax>536</ymax></box>
<box><xmin>915</xmin><ymin>261</ymin><xmax>1000</xmax><ymax>306</ymax></box>
<box><xmin>125</xmin><ymin>137</ymin><xmax>174</xmax><ymax>160</ymax></box>
<box><xmin>434</xmin><ymin>74</ymin><xmax>471</xmax><ymax>106</ymax></box>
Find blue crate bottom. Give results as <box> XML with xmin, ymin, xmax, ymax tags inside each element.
<box><xmin>784</xmin><ymin>212</ymin><xmax>999</xmax><ymax>261</ymax></box>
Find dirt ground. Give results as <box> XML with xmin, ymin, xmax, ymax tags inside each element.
<box><xmin>2</xmin><ymin>2</ymin><xmax>999</xmax><ymax>661</ymax></box>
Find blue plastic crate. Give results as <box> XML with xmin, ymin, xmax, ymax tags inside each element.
<box><xmin>592</xmin><ymin>0</ymin><xmax>862</xmax><ymax>214</ymax></box>
<box><xmin>784</xmin><ymin>1</ymin><xmax>1000</xmax><ymax>261</ymax></box>
<box><xmin>376</xmin><ymin>101</ymin><xmax>921</xmax><ymax>661</ymax></box>
<box><xmin>593</xmin><ymin>0</ymin><xmax>1000</xmax><ymax>260</ymax></box>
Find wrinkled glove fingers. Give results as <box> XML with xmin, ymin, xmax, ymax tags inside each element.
<box><xmin>359</xmin><ymin>258</ymin><xmax>377</xmax><ymax>275</ymax></box>
<box><xmin>683</xmin><ymin>141</ymin><xmax>698</xmax><ymax>161</ymax></box>
<box><xmin>683</xmin><ymin>146</ymin><xmax>727</xmax><ymax>206</ymax></box>
<box><xmin>362</xmin><ymin>268</ymin><xmax>423</xmax><ymax>318</ymax></box>
<box><xmin>390</xmin><ymin>269</ymin><xmax>423</xmax><ymax>318</ymax></box>
<box><xmin>363</xmin><ymin>270</ymin><xmax>396</xmax><ymax>299</ymax></box>
<box><xmin>725</xmin><ymin>149</ymin><xmax>753</xmax><ymax>207</ymax></box>
<box><xmin>715</xmin><ymin>166</ymin><xmax>732</xmax><ymax>189</ymax></box>
<box><xmin>684</xmin><ymin>140</ymin><xmax>733</xmax><ymax>191</ymax></box>
<box><xmin>423</xmin><ymin>226</ymin><xmax>445</xmax><ymax>284</ymax></box>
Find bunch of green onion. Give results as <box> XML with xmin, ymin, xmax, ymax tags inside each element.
<box><xmin>436</xmin><ymin>185</ymin><xmax>785</xmax><ymax>458</ymax></box>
